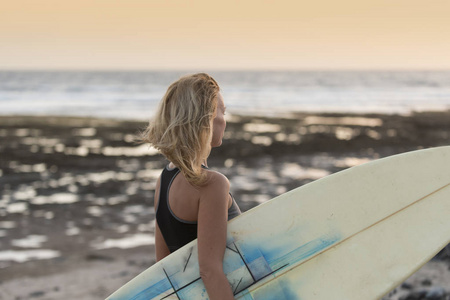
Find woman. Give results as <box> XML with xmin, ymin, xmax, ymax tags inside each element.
<box><xmin>140</xmin><ymin>73</ymin><xmax>241</xmax><ymax>299</ymax></box>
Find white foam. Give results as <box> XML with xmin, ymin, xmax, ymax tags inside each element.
<box><xmin>0</xmin><ymin>249</ymin><xmax>60</xmax><ymax>262</ymax></box>
<box><xmin>126</xmin><ymin>183</ymin><xmax>139</xmax><ymax>195</ymax></box>
<box><xmin>303</xmin><ymin>116</ymin><xmax>383</xmax><ymax>127</ymax></box>
<box><xmin>86</xmin><ymin>171</ymin><xmax>115</xmax><ymax>184</ymax></box>
<box><xmin>243</xmin><ymin>123</ymin><xmax>282</xmax><ymax>133</ymax></box>
<box><xmin>33</xmin><ymin>210</ymin><xmax>54</xmax><ymax>219</ymax></box>
<box><xmin>92</xmin><ymin>233</ymin><xmax>155</xmax><ymax>250</ymax></box>
<box><xmin>72</xmin><ymin>128</ymin><xmax>97</xmax><ymax>137</ymax></box>
<box><xmin>124</xmin><ymin>205</ymin><xmax>145</xmax><ymax>214</ymax></box>
<box><xmin>15</xmin><ymin>128</ymin><xmax>30</xmax><ymax>136</ymax></box>
<box><xmin>13</xmin><ymin>187</ymin><xmax>37</xmax><ymax>200</ymax></box>
<box><xmin>14</xmin><ymin>163</ymin><xmax>47</xmax><ymax>173</ymax></box>
<box><xmin>335</xmin><ymin>127</ymin><xmax>356</xmax><ymax>141</ymax></box>
<box><xmin>12</xmin><ymin>235</ymin><xmax>47</xmax><ymax>248</ymax></box>
<box><xmin>87</xmin><ymin>206</ymin><xmax>103</xmax><ymax>217</ymax></box>
<box><xmin>136</xmin><ymin>169</ymin><xmax>161</xmax><ymax>179</ymax></box>
<box><xmin>240</xmin><ymin>194</ymin><xmax>271</xmax><ymax>204</ymax></box>
<box><xmin>230</xmin><ymin>175</ymin><xmax>260</xmax><ymax>192</ymax></box>
<box><xmin>274</xmin><ymin>133</ymin><xmax>301</xmax><ymax>143</ymax></box>
<box><xmin>55</xmin><ymin>143</ymin><xmax>65</xmax><ymax>152</ymax></box>
<box><xmin>102</xmin><ymin>144</ymin><xmax>158</xmax><ymax>157</ymax></box>
<box><xmin>80</xmin><ymin>139</ymin><xmax>102</xmax><ymax>148</ymax></box>
<box><xmin>65</xmin><ymin>227</ymin><xmax>80</xmax><ymax>236</ymax></box>
<box><xmin>116</xmin><ymin>172</ymin><xmax>134</xmax><ymax>181</ymax></box>
<box><xmin>107</xmin><ymin>195</ymin><xmax>128</xmax><ymax>205</ymax></box>
<box><xmin>333</xmin><ymin>157</ymin><xmax>372</xmax><ymax>168</ymax></box>
<box><xmin>124</xmin><ymin>214</ymin><xmax>138</xmax><ymax>224</ymax></box>
<box><xmin>366</xmin><ymin>129</ymin><xmax>382</xmax><ymax>140</ymax></box>
<box><xmin>31</xmin><ymin>193</ymin><xmax>79</xmax><ymax>205</ymax></box>
<box><xmin>85</xmin><ymin>171</ymin><xmax>134</xmax><ymax>184</ymax></box>
<box><xmin>21</xmin><ymin>137</ymin><xmax>60</xmax><ymax>147</ymax></box>
<box><xmin>0</xmin><ymin>221</ymin><xmax>16</xmax><ymax>229</ymax></box>
<box><xmin>7</xmin><ymin>202</ymin><xmax>28</xmax><ymax>214</ymax></box>
<box><xmin>138</xmin><ymin>223</ymin><xmax>155</xmax><ymax>232</ymax></box>
<box><xmin>281</xmin><ymin>163</ymin><xmax>330</xmax><ymax>180</ymax></box>
<box><xmin>224</xmin><ymin>159</ymin><xmax>235</xmax><ymax>168</ymax></box>
<box><xmin>116</xmin><ymin>225</ymin><xmax>129</xmax><ymax>233</ymax></box>
<box><xmin>64</xmin><ymin>146</ymin><xmax>89</xmax><ymax>156</ymax></box>
<box><xmin>251</xmin><ymin>136</ymin><xmax>272</xmax><ymax>146</ymax></box>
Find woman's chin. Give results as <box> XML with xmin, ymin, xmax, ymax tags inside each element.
<box><xmin>211</xmin><ymin>140</ymin><xmax>222</xmax><ymax>148</ymax></box>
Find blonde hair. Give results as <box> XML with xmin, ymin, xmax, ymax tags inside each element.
<box><xmin>139</xmin><ymin>73</ymin><xmax>220</xmax><ymax>187</ymax></box>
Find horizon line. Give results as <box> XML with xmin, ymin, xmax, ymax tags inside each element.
<box><xmin>1</xmin><ymin>67</ymin><xmax>450</xmax><ymax>73</ymax></box>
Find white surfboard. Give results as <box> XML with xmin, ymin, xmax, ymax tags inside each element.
<box><xmin>106</xmin><ymin>146</ymin><xmax>450</xmax><ymax>300</ymax></box>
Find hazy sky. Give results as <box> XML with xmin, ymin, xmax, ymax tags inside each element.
<box><xmin>1</xmin><ymin>0</ymin><xmax>449</xmax><ymax>70</ymax></box>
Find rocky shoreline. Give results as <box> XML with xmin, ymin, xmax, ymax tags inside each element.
<box><xmin>0</xmin><ymin>111</ymin><xmax>449</xmax><ymax>300</ymax></box>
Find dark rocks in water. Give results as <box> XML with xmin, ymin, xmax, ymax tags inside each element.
<box><xmin>386</xmin><ymin>288</ymin><xmax>398</xmax><ymax>297</ymax></box>
<box><xmin>402</xmin><ymin>283</ymin><xmax>414</xmax><ymax>290</ymax></box>
<box><xmin>400</xmin><ymin>290</ymin><xmax>428</xmax><ymax>300</ymax></box>
<box><xmin>434</xmin><ymin>244</ymin><xmax>450</xmax><ymax>262</ymax></box>
<box><xmin>29</xmin><ymin>291</ymin><xmax>45</xmax><ymax>298</ymax></box>
<box><xmin>400</xmin><ymin>288</ymin><xmax>450</xmax><ymax>300</ymax></box>
<box><xmin>85</xmin><ymin>253</ymin><xmax>114</xmax><ymax>261</ymax></box>
<box><xmin>421</xmin><ymin>279</ymin><xmax>433</xmax><ymax>286</ymax></box>
<box><xmin>119</xmin><ymin>271</ymin><xmax>129</xmax><ymax>277</ymax></box>
<box><xmin>425</xmin><ymin>287</ymin><xmax>448</xmax><ymax>300</ymax></box>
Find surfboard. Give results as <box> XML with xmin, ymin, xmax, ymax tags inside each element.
<box><xmin>106</xmin><ymin>146</ymin><xmax>450</xmax><ymax>300</ymax></box>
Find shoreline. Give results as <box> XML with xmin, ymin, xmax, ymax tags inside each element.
<box><xmin>0</xmin><ymin>111</ymin><xmax>449</xmax><ymax>299</ymax></box>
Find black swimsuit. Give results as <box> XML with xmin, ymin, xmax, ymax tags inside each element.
<box><xmin>156</xmin><ymin>165</ymin><xmax>241</xmax><ymax>253</ymax></box>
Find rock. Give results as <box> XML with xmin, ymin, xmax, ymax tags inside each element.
<box><xmin>399</xmin><ymin>290</ymin><xmax>427</xmax><ymax>300</ymax></box>
<box><xmin>400</xmin><ymin>288</ymin><xmax>450</xmax><ymax>300</ymax></box>
<box><xmin>119</xmin><ymin>271</ymin><xmax>129</xmax><ymax>277</ymax></box>
<box><xmin>421</xmin><ymin>278</ymin><xmax>433</xmax><ymax>286</ymax></box>
<box><xmin>434</xmin><ymin>244</ymin><xmax>450</xmax><ymax>262</ymax></box>
<box><xmin>425</xmin><ymin>287</ymin><xmax>447</xmax><ymax>300</ymax></box>
<box><xmin>385</xmin><ymin>288</ymin><xmax>398</xmax><ymax>297</ymax></box>
<box><xmin>401</xmin><ymin>282</ymin><xmax>414</xmax><ymax>290</ymax></box>
<box><xmin>29</xmin><ymin>291</ymin><xmax>45</xmax><ymax>298</ymax></box>
<box><xmin>85</xmin><ymin>253</ymin><xmax>114</xmax><ymax>261</ymax></box>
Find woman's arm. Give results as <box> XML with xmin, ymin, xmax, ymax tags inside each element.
<box><xmin>154</xmin><ymin>176</ymin><xmax>171</xmax><ymax>261</ymax></box>
<box><xmin>155</xmin><ymin>222</ymin><xmax>170</xmax><ymax>261</ymax></box>
<box><xmin>197</xmin><ymin>172</ymin><xmax>234</xmax><ymax>300</ymax></box>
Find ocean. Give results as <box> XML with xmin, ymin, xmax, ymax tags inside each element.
<box><xmin>0</xmin><ymin>70</ymin><xmax>449</xmax><ymax>120</ymax></box>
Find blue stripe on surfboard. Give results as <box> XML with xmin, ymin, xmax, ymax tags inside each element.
<box><xmin>112</xmin><ymin>232</ymin><xmax>341</xmax><ymax>299</ymax></box>
<box><xmin>263</xmin><ymin>234</ymin><xmax>342</xmax><ymax>269</ymax></box>
<box><xmin>113</xmin><ymin>276</ymin><xmax>172</xmax><ymax>300</ymax></box>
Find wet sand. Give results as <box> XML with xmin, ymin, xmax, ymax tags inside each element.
<box><xmin>0</xmin><ymin>111</ymin><xmax>449</xmax><ymax>299</ymax></box>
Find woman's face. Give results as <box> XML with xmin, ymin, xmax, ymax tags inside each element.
<box><xmin>211</xmin><ymin>93</ymin><xmax>226</xmax><ymax>147</ymax></box>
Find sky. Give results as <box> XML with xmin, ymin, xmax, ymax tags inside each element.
<box><xmin>1</xmin><ymin>0</ymin><xmax>450</xmax><ymax>70</ymax></box>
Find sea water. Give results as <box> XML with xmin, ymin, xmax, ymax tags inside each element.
<box><xmin>0</xmin><ymin>70</ymin><xmax>449</xmax><ymax>120</ymax></box>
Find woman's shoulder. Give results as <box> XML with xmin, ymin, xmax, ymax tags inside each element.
<box><xmin>200</xmin><ymin>169</ymin><xmax>230</xmax><ymax>194</ymax></box>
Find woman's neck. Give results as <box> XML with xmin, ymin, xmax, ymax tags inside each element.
<box><xmin>168</xmin><ymin>160</ymin><xmax>208</xmax><ymax>169</ymax></box>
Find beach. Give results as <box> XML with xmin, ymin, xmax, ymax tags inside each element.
<box><xmin>0</xmin><ymin>111</ymin><xmax>449</xmax><ymax>300</ymax></box>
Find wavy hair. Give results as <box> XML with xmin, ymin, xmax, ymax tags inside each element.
<box><xmin>138</xmin><ymin>73</ymin><xmax>220</xmax><ymax>187</ymax></box>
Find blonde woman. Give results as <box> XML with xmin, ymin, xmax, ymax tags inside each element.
<box><xmin>140</xmin><ymin>73</ymin><xmax>241</xmax><ymax>299</ymax></box>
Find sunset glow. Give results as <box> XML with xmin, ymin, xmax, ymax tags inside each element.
<box><xmin>1</xmin><ymin>0</ymin><xmax>449</xmax><ymax>70</ymax></box>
